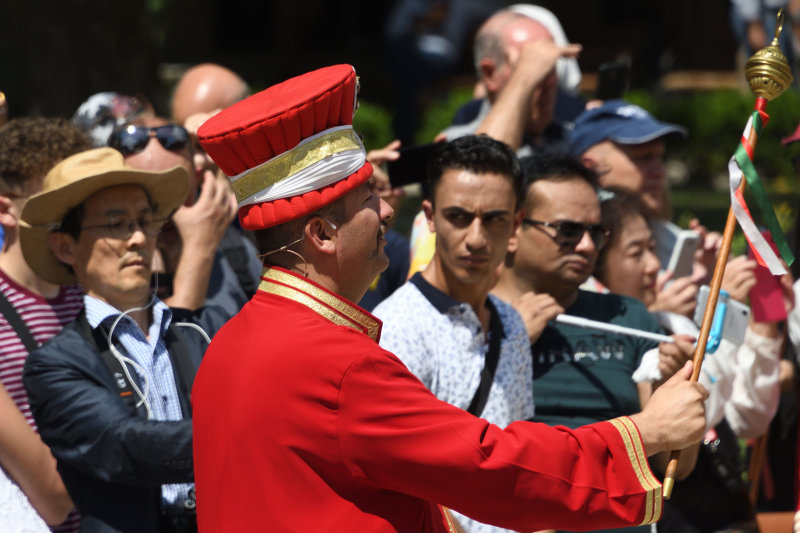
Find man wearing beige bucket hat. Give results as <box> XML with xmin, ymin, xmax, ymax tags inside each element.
<box><xmin>20</xmin><ymin>147</ymin><xmax>228</xmax><ymax>533</ymax></box>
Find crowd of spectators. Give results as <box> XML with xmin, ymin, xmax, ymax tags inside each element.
<box><xmin>1</xmin><ymin>2</ymin><xmax>799</xmax><ymax>532</ymax></box>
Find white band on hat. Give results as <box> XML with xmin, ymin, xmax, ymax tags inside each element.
<box><xmin>230</xmin><ymin>125</ymin><xmax>366</xmax><ymax>207</ymax></box>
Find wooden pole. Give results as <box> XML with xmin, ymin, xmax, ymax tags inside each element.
<box><xmin>662</xmin><ymin>97</ymin><xmax>768</xmax><ymax>499</ymax></box>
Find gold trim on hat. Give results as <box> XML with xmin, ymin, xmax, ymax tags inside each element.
<box><xmin>231</xmin><ymin>128</ymin><xmax>364</xmax><ymax>204</ymax></box>
<box><xmin>259</xmin><ymin>266</ymin><xmax>382</xmax><ymax>341</ymax></box>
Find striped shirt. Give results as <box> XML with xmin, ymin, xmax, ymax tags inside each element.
<box><xmin>0</xmin><ymin>267</ymin><xmax>83</xmax><ymax>533</ymax></box>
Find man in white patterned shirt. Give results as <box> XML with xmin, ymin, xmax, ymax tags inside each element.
<box><xmin>374</xmin><ymin>135</ymin><xmax>532</xmax><ymax>533</ymax></box>
<box><xmin>21</xmin><ymin>148</ymin><xmax>228</xmax><ymax>533</ymax></box>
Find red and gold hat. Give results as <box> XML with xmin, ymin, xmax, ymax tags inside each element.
<box><xmin>197</xmin><ymin>64</ymin><xmax>372</xmax><ymax>230</ymax></box>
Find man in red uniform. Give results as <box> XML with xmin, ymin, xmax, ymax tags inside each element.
<box><xmin>192</xmin><ymin>64</ymin><xmax>708</xmax><ymax>532</ymax></box>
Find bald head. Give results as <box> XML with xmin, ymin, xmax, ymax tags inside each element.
<box><xmin>474</xmin><ymin>11</ymin><xmax>552</xmax><ymax>76</ymax></box>
<box><xmin>171</xmin><ymin>63</ymin><xmax>249</xmax><ymax>126</ymax></box>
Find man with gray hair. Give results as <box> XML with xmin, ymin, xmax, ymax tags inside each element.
<box><xmin>442</xmin><ymin>5</ymin><xmax>581</xmax><ymax>156</ymax></box>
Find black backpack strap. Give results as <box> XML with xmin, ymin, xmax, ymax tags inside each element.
<box><xmin>219</xmin><ymin>226</ymin><xmax>258</xmax><ymax>298</ymax></box>
<box><xmin>466</xmin><ymin>300</ymin><xmax>504</xmax><ymax>417</ymax></box>
<box><xmin>0</xmin><ymin>289</ymin><xmax>39</xmax><ymax>353</ymax></box>
<box><xmin>163</xmin><ymin>323</ymin><xmax>199</xmax><ymax>417</ymax></box>
<box><xmin>76</xmin><ymin>312</ymin><xmax>141</xmax><ymax>412</ymax></box>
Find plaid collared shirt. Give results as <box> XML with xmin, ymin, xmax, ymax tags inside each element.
<box><xmin>84</xmin><ymin>295</ymin><xmax>191</xmax><ymax>506</ymax></box>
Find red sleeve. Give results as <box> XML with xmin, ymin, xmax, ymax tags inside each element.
<box><xmin>337</xmin><ymin>348</ymin><xmax>662</xmax><ymax>532</ymax></box>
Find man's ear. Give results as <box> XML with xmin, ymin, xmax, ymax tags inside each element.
<box><xmin>506</xmin><ymin>208</ymin><xmax>525</xmax><ymax>254</ymax></box>
<box><xmin>422</xmin><ymin>199</ymin><xmax>435</xmax><ymax>234</ymax></box>
<box><xmin>479</xmin><ymin>58</ymin><xmax>502</xmax><ymax>96</ymax></box>
<box><xmin>0</xmin><ymin>196</ymin><xmax>18</xmax><ymax>229</ymax></box>
<box><xmin>305</xmin><ymin>216</ymin><xmax>337</xmax><ymax>256</ymax></box>
<box><xmin>580</xmin><ymin>147</ymin><xmax>605</xmax><ymax>174</ymax></box>
<box><xmin>48</xmin><ymin>232</ymin><xmax>77</xmax><ymax>267</ymax></box>
<box><xmin>507</xmin><ymin>208</ymin><xmax>524</xmax><ymax>254</ymax></box>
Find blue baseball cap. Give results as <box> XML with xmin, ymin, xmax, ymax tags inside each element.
<box><xmin>569</xmin><ymin>100</ymin><xmax>687</xmax><ymax>156</ymax></box>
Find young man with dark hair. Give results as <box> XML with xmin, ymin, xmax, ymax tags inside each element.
<box><xmin>374</xmin><ymin>134</ymin><xmax>530</xmax><ymax>533</ymax></box>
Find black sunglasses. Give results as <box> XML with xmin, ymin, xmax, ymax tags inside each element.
<box><xmin>109</xmin><ymin>124</ymin><xmax>189</xmax><ymax>156</ymax></box>
<box><xmin>522</xmin><ymin>218</ymin><xmax>609</xmax><ymax>248</ymax></box>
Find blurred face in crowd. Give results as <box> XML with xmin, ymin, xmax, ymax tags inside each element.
<box><xmin>52</xmin><ymin>185</ymin><xmax>159</xmax><ymax>311</ymax></box>
<box><xmin>491</xmin><ymin>17</ymin><xmax>557</xmax><ymax>138</ymax></box>
<box><xmin>424</xmin><ymin>169</ymin><xmax>518</xmax><ymax>288</ymax></box>
<box><xmin>584</xmin><ymin>139</ymin><xmax>667</xmax><ymax>217</ymax></box>
<box><xmin>512</xmin><ymin>178</ymin><xmax>602</xmax><ymax>301</ymax></box>
<box><xmin>598</xmin><ymin>213</ymin><xmax>661</xmax><ymax>307</ymax></box>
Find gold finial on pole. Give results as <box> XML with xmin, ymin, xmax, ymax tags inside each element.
<box><xmin>744</xmin><ymin>8</ymin><xmax>793</xmax><ymax>100</ymax></box>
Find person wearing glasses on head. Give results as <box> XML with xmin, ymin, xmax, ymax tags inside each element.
<box><xmin>110</xmin><ymin>115</ymin><xmax>258</xmax><ymax>318</ymax></box>
<box><xmin>19</xmin><ymin>148</ymin><xmax>229</xmax><ymax>533</ymax></box>
<box><xmin>491</xmin><ymin>152</ymin><xmax>700</xmax><ymax>533</ymax></box>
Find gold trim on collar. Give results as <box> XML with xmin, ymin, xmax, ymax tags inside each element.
<box><xmin>259</xmin><ymin>267</ymin><xmax>381</xmax><ymax>341</ymax></box>
<box><xmin>609</xmin><ymin>417</ymin><xmax>662</xmax><ymax>525</ymax></box>
<box><xmin>231</xmin><ymin>128</ymin><xmax>364</xmax><ymax>203</ymax></box>
<box><xmin>442</xmin><ymin>507</ymin><xmax>458</xmax><ymax>533</ymax></box>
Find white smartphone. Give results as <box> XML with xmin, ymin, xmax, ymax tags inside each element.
<box><xmin>694</xmin><ymin>285</ymin><xmax>751</xmax><ymax>346</ymax></box>
<box><xmin>665</xmin><ymin>230</ymin><xmax>700</xmax><ymax>279</ymax></box>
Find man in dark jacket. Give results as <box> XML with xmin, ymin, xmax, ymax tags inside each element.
<box><xmin>20</xmin><ymin>148</ymin><xmax>227</xmax><ymax>533</ymax></box>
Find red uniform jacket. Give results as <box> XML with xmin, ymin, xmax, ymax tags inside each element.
<box><xmin>192</xmin><ymin>267</ymin><xmax>663</xmax><ymax>532</ymax></box>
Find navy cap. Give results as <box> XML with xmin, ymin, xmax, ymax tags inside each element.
<box><xmin>569</xmin><ymin>99</ymin><xmax>687</xmax><ymax>156</ymax></box>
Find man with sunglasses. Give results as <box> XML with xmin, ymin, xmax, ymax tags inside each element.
<box><xmin>492</xmin><ymin>154</ymin><xmax>697</xmax><ymax>528</ymax></box>
<box><xmin>20</xmin><ymin>148</ymin><xmax>228</xmax><ymax>533</ymax></box>
<box><xmin>112</xmin><ymin>115</ymin><xmax>258</xmax><ymax>317</ymax></box>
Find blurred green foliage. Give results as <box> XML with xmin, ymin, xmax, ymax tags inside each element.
<box><xmin>628</xmin><ymin>89</ymin><xmax>800</xmax><ymax>246</ymax></box>
<box><xmin>626</xmin><ymin>88</ymin><xmax>800</xmax><ymax>191</ymax></box>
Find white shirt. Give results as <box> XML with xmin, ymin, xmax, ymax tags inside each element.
<box><xmin>374</xmin><ymin>273</ymin><xmax>533</xmax><ymax>533</ymax></box>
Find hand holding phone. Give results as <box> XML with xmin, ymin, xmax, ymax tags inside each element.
<box><xmin>694</xmin><ymin>285</ymin><xmax>750</xmax><ymax>346</ymax></box>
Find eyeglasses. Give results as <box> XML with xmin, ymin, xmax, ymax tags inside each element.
<box><xmin>522</xmin><ymin>218</ymin><xmax>609</xmax><ymax>248</ymax></box>
<box><xmin>108</xmin><ymin>124</ymin><xmax>189</xmax><ymax>156</ymax></box>
<box><xmin>80</xmin><ymin>216</ymin><xmax>168</xmax><ymax>240</ymax></box>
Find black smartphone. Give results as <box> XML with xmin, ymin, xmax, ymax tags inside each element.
<box><xmin>385</xmin><ymin>143</ymin><xmax>439</xmax><ymax>190</ymax></box>
<box><xmin>595</xmin><ymin>61</ymin><xmax>630</xmax><ymax>100</ymax></box>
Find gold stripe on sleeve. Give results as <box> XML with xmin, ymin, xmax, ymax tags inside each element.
<box><xmin>609</xmin><ymin>417</ymin><xmax>663</xmax><ymax>525</ymax></box>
